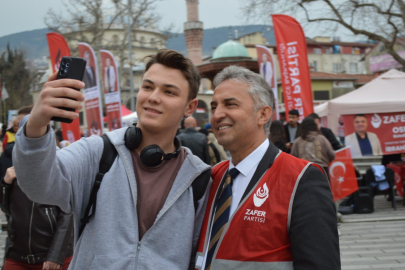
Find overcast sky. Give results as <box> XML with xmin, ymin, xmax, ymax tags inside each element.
<box><xmin>0</xmin><ymin>0</ymin><xmax>248</xmax><ymax>38</ymax></box>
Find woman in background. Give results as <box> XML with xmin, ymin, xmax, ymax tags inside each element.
<box><xmin>291</xmin><ymin>117</ymin><xmax>335</xmax><ymax>179</ymax></box>
<box><xmin>269</xmin><ymin>120</ymin><xmax>287</xmax><ymax>152</ymax></box>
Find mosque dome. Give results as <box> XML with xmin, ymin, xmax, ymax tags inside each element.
<box><xmin>211</xmin><ymin>40</ymin><xmax>251</xmax><ymax>61</ymax></box>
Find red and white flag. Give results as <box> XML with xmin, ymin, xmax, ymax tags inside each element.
<box><xmin>255</xmin><ymin>45</ymin><xmax>279</xmax><ymax>120</ymax></box>
<box><xmin>46</xmin><ymin>33</ymin><xmax>81</xmax><ymax>142</ymax></box>
<box><xmin>329</xmin><ymin>147</ymin><xmax>359</xmax><ymax>201</ymax></box>
<box><xmin>272</xmin><ymin>14</ymin><xmax>314</xmax><ymax>121</ymax></box>
<box><xmin>78</xmin><ymin>43</ymin><xmax>104</xmax><ymax>136</ymax></box>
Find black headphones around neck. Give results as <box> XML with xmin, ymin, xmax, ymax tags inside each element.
<box><xmin>124</xmin><ymin>123</ymin><xmax>182</xmax><ymax>167</ymax></box>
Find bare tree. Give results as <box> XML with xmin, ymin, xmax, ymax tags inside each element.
<box><xmin>45</xmin><ymin>0</ymin><xmax>164</xmax><ymax>86</ymax></box>
<box><xmin>241</xmin><ymin>0</ymin><xmax>405</xmax><ymax>68</ymax></box>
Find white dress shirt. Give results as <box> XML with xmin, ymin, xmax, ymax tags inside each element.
<box><xmin>200</xmin><ymin>138</ymin><xmax>269</xmax><ymax>269</ymax></box>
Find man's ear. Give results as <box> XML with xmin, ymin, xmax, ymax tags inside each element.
<box><xmin>258</xmin><ymin>106</ymin><xmax>273</xmax><ymax>126</ymax></box>
<box><xmin>185</xmin><ymin>98</ymin><xmax>198</xmax><ymax>117</ymax></box>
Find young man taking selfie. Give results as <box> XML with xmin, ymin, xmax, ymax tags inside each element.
<box><xmin>13</xmin><ymin>49</ymin><xmax>211</xmax><ymax>269</ymax></box>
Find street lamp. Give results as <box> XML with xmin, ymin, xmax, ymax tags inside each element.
<box><xmin>127</xmin><ymin>0</ymin><xmax>135</xmax><ymax>111</ymax></box>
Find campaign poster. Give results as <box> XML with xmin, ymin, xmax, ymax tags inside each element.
<box><xmin>46</xmin><ymin>32</ymin><xmax>81</xmax><ymax>142</ymax></box>
<box><xmin>272</xmin><ymin>14</ymin><xmax>314</xmax><ymax>121</ymax></box>
<box><xmin>78</xmin><ymin>43</ymin><xmax>103</xmax><ymax>136</ymax></box>
<box><xmin>343</xmin><ymin>112</ymin><xmax>405</xmax><ymax>157</ymax></box>
<box><xmin>329</xmin><ymin>147</ymin><xmax>359</xmax><ymax>201</ymax></box>
<box><xmin>100</xmin><ymin>50</ymin><xmax>122</xmax><ymax>131</ymax></box>
<box><xmin>255</xmin><ymin>45</ymin><xmax>279</xmax><ymax>120</ymax></box>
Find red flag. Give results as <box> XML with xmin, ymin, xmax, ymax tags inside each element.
<box><xmin>329</xmin><ymin>147</ymin><xmax>359</xmax><ymax>201</ymax></box>
<box><xmin>46</xmin><ymin>33</ymin><xmax>81</xmax><ymax>143</ymax></box>
<box><xmin>272</xmin><ymin>15</ymin><xmax>314</xmax><ymax>121</ymax></box>
<box><xmin>100</xmin><ymin>50</ymin><xmax>123</xmax><ymax>131</ymax></box>
<box><xmin>78</xmin><ymin>43</ymin><xmax>104</xmax><ymax>136</ymax></box>
<box><xmin>386</xmin><ymin>164</ymin><xmax>404</xmax><ymax>198</ymax></box>
<box><xmin>255</xmin><ymin>45</ymin><xmax>279</xmax><ymax>120</ymax></box>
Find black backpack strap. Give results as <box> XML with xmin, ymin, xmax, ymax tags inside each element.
<box><xmin>79</xmin><ymin>134</ymin><xmax>118</xmax><ymax>236</ymax></box>
<box><xmin>192</xmin><ymin>169</ymin><xmax>212</xmax><ymax>212</ymax></box>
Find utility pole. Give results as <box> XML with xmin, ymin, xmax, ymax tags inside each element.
<box><xmin>127</xmin><ymin>0</ymin><xmax>135</xmax><ymax>111</ymax></box>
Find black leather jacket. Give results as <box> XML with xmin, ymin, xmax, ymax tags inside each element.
<box><xmin>0</xmin><ymin>178</ymin><xmax>74</xmax><ymax>265</ymax></box>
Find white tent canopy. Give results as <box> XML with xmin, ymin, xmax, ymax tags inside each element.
<box><xmin>314</xmin><ymin>69</ymin><xmax>405</xmax><ymax>132</ymax></box>
<box><xmin>122</xmin><ymin>112</ymin><xmax>138</xmax><ymax>127</ymax></box>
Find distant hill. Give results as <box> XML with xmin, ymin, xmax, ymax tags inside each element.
<box><xmin>0</xmin><ymin>25</ymin><xmax>274</xmax><ymax>60</ymax></box>
<box><xmin>0</xmin><ymin>28</ymin><xmax>51</xmax><ymax>59</ymax></box>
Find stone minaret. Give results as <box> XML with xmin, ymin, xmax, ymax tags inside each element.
<box><xmin>184</xmin><ymin>0</ymin><xmax>203</xmax><ymax>65</ymax></box>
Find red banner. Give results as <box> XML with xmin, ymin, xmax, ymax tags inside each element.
<box><xmin>46</xmin><ymin>33</ymin><xmax>81</xmax><ymax>143</ymax></box>
<box><xmin>343</xmin><ymin>112</ymin><xmax>405</xmax><ymax>157</ymax></box>
<box><xmin>100</xmin><ymin>50</ymin><xmax>122</xmax><ymax>131</ymax></box>
<box><xmin>255</xmin><ymin>45</ymin><xmax>279</xmax><ymax>120</ymax></box>
<box><xmin>272</xmin><ymin>14</ymin><xmax>313</xmax><ymax>121</ymax></box>
<box><xmin>78</xmin><ymin>43</ymin><xmax>104</xmax><ymax>136</ymax></box>
<box><xmin>329</xmin><ymin>147</ymin><xmax>359</xmax><ymax>201</ymax></box>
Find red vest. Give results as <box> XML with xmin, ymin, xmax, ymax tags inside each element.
<box><xmin>195</xmin><ymin>152</ymin><xmax>314</xmax><ymax>270</ymax></box>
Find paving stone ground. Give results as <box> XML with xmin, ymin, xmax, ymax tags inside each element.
<box><xmin>0</xmin><ymin>195</ymin><xmax>402</xmax><ymax>269</ymax></box>
<box><xmin>339</xmin><ymin>195</ymin><xmax>405</xmax><ymax>269</ymax></box>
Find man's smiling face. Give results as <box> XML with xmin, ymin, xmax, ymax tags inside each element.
<box><xmin>210</xmin><ymin>79</ymin><xmax>261</xmax><ymax>153</ymax></box>
<box><xmin>136</xmin><ymin>63</ymin><xmax>195</xmax><ymax>134</ymax></box>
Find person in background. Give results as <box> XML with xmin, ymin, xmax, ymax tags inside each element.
<box><xmin>204</xmin><ymin>123</ymin><xmax>228</xmax><ymax>161</ymax></box>
<box><xmin>177</xmin><ymin>116</ymin><xmax>211</xmax><ymax>165</ymax></box>
<box><xmin>1</xmin><ymin>123</ymin><xmax>8</xmax><ymax>141</ymax></box>
<box><xmin>269</xmin><ymin>120</ymin><xmax>287</xmax><ymax>152</ymax></box>
<box><xmin>284</xmin><ymin>109</ymin><xmax>300</xmax><ymax>152</ymax></box>
<box><xmin>308</xmin><ymin>113</ymin><xmax>341</xmax><ymax>151</ymax></box>
<box><xmin>0</xmin><ymin>106</ymin><xmax>32</xmax><ymax>179</ymax></box>
<box><xmin>199</xmin><ymin>128</ymin><xmax>221</xmax><ymax>166</ymax></box>
<box><xmin>3</xmin><ymin>106</ymin><xmax>33</xmax><ymax>149</ymax></box>
<box><xmin>291</xmin><ymin>117</ymin><xmax>335</xmax><ymax>178</ymax></box>
<box><xmin>0</xmin><ymin>167</ymin><xmax>74</xmax><ymax>270</ymax></box>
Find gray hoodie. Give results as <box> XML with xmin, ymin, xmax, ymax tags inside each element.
<box><xmin>13</xmin><ymin>125</ymin><xmax>211</xmax><ymax>269</ymax></box>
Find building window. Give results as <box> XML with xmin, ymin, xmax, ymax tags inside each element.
<box><xmin>112</xmin><ymin>35</ymin><xmax>119</xmax><ymax>45</ymax></box>
<box><xmin>310</xmin><ymin>61</ymin><xmax>318</xmax><ymax>71</ymax></box>
<box><xmin>333</xmin><ymin>63</ymin><xmax>342</xmax><ymax>72</ymax></box>
<box><xmin>314</xmin><ymin>48</ymin><xmax>321</xmax><ymax>54</ymax></box>
<box><xmin>140</xmin><ymin>36</ymin><xmax>145</xmax><ymax>47</ymax></box>
<box><xmin>313</xmin><ymin>90</ymin><xmax>330</xmax><ymax>100</ymax></box>
<box><xmin>352</xmin><ymin>47</ymin><xmax>361</xmax><ymax>55</ymax></box>
<box><xmin>325</xmin><ymin>48</ymin><xmax>333</xmax><ymax>54</ymax></box>
<box><xmin>349</xmin><ymin>62</ymin><xmax>358</xmax><ymax>73</ymax></box>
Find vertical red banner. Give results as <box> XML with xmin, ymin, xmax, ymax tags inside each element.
<box><xmin>100</xmin><ymin>50</ymin><xmax>122</xmax><ymax>131</ymax></box>
<box><xmin>78</xmin><ymin>43</ymin><xmax>104</xmax><ymax>136</ymax></box>
<box><xmin>272</xmin><ymin>14</ymin><xmax>314</xmax><ymax>121</ymax></box>
<box><xmin>329</xmin><ymin>147</ymin><xmax>359</xmax><ymax>201</ymax></box>
<box><xmin>46</xmin><ymin>33</ymin><xmax>81</xmax><ymax>142</ymax></box>
<box><xmin>255</xmin><ymin>45</ymin><xmax>279</xmax><ymax>120</ymax></box>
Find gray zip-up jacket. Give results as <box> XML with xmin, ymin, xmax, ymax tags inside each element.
<box><xmin>13</xmin><ymin>125</ymin><xmax>212</xmax><ymax>269</ymax></box>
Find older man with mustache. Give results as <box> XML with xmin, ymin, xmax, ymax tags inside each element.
<box><xmin>194</xmin><ymin>66</ymin><xmax>340</xmax><ymax>270</ymax></box>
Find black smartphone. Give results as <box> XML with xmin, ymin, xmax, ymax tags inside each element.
<box><xmin>51</xmin><ymin>57</ymin><xmax>87</xmax><ymax>123</ymax></box>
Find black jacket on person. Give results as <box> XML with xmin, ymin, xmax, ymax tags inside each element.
<box><xmin>0</xmin><ymin>142</ymin><xmax>14</xmax><ymax>180</ymax></box>
<box><xmin>284</xmin><ymin>123</ymin><xmax>301</xmax><ymax>144</ymax></box>
<box><xmin>320</xmin><ymin>127</ymin><xmax>341</xmax><ymax>151</ymax></box>
<box><xmin>0</xmin><ymin>178</ymin><xmax>74</xmax><ymax>265</ymax></box>
<box><xmin>177</xmin><ymin>127</ymin><xmax>211</xmax><ymax>165</ymax></box>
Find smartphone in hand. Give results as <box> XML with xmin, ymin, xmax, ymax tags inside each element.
<box><xmin>51</xmin><ymin>57</ymin><xmax>87</xmax><ymax>123</ymax></box>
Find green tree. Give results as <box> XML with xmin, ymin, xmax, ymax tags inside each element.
<box><xmin>0</xmin><ymin>44</ymin><xmax>34</xmax><ymax>119</ymax></box>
